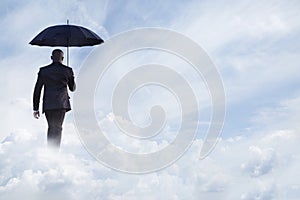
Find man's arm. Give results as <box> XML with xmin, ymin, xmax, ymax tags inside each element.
<box><xmin>33</xmin><ymin>71</ymin><xmax>43</xmax><ymax>118</ymax></box>
<box><xmin>68</xmin><ymin>69</ymin><xmax>76</xmax><ymax>92</ymax></box>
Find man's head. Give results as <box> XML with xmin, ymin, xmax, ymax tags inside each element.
<box><xmin>51</xmin><ymin>49</ymin><xmax>64</xmax><ymax>63</ymax></box>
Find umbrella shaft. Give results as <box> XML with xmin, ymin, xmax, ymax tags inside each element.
<box><xmin>67</xmin><ymin>46</ymin><xmax>69</xmax><ymax>66</ymax></box>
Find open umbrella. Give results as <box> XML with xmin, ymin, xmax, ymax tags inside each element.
<box><xmin>29</xmin><ymin>20</ymin><xmax>104</xmax><ymax>66</ymax></box>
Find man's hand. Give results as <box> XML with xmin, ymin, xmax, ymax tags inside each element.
<box><xmin>33</xmin><ymin>111</ymin><xmax>40</xmax><ymax>119</ymax></box>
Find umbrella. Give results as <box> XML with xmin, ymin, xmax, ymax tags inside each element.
<box><xmin>29</xmin><ymin>20</ymin><xmax>104</xmax><ymax>66</ymax></box>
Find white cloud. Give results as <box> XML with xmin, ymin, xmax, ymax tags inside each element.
<box><xmin>241</xmin><ymin>146</ymin><xmax>276</xmax><ymax>177</ymax></box>
<box><xmin>0</xmin><ymin>123</ymin><xmax>299</xmax><ymax>199</ymax></box>
<box><xmin>251</xmin><ymin>95</ymin><xmax>300</xmax><ymax>131</ymax></box>
<box><xmin>2</xmin><ymin>94</ymin><xmax>300</xmax><ymax>199</ymax></box>
<box><xmin>169</xmin><ymin>0</ymin><xmax>300</xmax><ymax>107</ymax></box>
<box><xmin>175</xmin><ymin>0</ymin><xmax>300</xmax><ymax>51</ymax></box>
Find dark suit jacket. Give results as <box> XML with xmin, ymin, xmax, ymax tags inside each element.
<box><xmin>33</xmin><ymin>62</ymin><xmax>76</xmax><ymax>113</ymax></box>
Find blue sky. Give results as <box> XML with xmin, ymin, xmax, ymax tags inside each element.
<box><xmin>0</xmin><ymin>0</ymin><xmax>300</xmax><ymax>199</ymax></box>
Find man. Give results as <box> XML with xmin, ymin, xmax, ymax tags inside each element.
<box><xmin>33</xmin><ymin>49</ymin><xmax>76</xmax><ymax>148</ymax></box>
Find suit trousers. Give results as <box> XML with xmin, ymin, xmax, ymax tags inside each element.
<box><xmin>45</xmin><ymin>109</ymin><xmax>66</xmax><ymax>148</ymax></box>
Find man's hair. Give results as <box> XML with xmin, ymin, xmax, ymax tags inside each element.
<box><xmin>52</xmin><ymin>49</ymin><xmax>64</xmax><ymax>56</ymax></box>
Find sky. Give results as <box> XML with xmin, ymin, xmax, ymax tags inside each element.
<box><xmin>0</xmin><ymin>0</ymin><xmax>300</xmax><ymax>199</ymax></box>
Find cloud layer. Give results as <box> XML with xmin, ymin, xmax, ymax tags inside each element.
<box><xmin>0</xmin><ymin>117</ymin><xmax>299</xmax><ymax>199</ymax></box>
<box><xmin>1</xmin><ymin>95</ymin><xmax>300</xmax><ymax>199</ymax></box>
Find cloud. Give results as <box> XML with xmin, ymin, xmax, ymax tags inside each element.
<box><xmin>169</xmin><ymin>0</ymin><xmax>300</xmax><ymax>105</ymax></box>
<box><xmin>0</xmin><ymin>112</ymin><xmax>300</xmax><ymax>199</ymax></box>
<box><xmin>251</xmin><ymin>95</ymin><xmax>300</xmax><ymax>131</ymax></box>
<box><xmin>174</xmin><ymin>0</ymin><xmax>300</xmax><ymax>51</ymax></box>
<box><xmin>241</xmin><ymin>146</ymin><xmax>276</xmax><ymax>177</ymax></box>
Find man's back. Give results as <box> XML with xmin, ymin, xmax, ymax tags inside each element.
<box><xmin>33</xmin><ymin>62</ymin><xmax>76</xmax><ymax>113</ymax></box>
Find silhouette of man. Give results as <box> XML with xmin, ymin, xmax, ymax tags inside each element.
<box><xmin>33</xmin><ymin>49</ymin><xmax>76</xmax><ymax>148</ymax></box>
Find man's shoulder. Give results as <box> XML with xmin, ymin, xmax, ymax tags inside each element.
<box><xmin>61</xmin><ymin>64</ymin><xmax>73</xmax><ymax>71</ymax></box>
<box><xmin>39</xmin><ymin>63</ymin><xmax>73</xmax><ymax>71</ymax></box>
<box><xmin>38</xmin><ymin>64</ymin><xmax>51</xmax><ymax>73</ymax></box>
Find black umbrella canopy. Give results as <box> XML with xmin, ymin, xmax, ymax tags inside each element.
<box><xmin>29</xmin><ymin>24</ymin><xmax>104</xmax><ymax>47</ymax></box>
<box><xmin>29</xmin><ymin>22</ymin><xmax>104</xmax><ymax>66</ymax></box>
